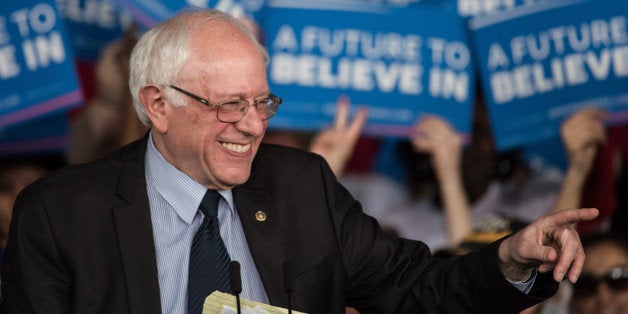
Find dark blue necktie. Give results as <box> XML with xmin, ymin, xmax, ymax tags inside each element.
<box><xmin>188</xmin><ymin>190</ymin><xmax>231</xmax><ymax>314</ymax></box>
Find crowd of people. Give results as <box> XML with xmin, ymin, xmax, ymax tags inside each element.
<box><xmin>0</xmin><ymin>7</ymin><xmax>626</xmax><ymax>314</ymax></box>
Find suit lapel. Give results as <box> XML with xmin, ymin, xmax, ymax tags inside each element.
<box><xmin>113</xmin><ymin>137</ymin><xmax>162</xmax><ymax>313</ymax></box>
<box><xmin>233</xmin><ymin>185</ymin><xmax>286</xmax><ymax>305</ymax></box>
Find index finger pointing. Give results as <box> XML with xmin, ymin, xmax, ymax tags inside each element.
<box><xmin>548</xmin><ymin>208</ymin><xmax>599</xmax><ymax>226</ymax></box>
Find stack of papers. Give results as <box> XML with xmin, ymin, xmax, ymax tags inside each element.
<box><xmin>203</xmin><ymin>291</ymin><xmax>307</xmax><ymax>314</ymax></box>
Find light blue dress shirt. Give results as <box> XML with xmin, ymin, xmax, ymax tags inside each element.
<box><xmin>145</xmin><ymin>135</ymin><xmax>269</xmax><ymax>313</ymax></box>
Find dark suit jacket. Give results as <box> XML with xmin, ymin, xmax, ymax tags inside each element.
<box><xmin>1</xmin><ymin>137</ymin><xmax>557</xmax><ymax>313</ymax></box>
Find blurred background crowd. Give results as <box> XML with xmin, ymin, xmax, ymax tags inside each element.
<box><xmin>1</xmin><ymin>0</ymin><xmax>627</xmax><ymax>313</ymax></box>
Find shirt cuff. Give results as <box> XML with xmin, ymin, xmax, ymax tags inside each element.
<box><xmin>507</xmin><ymin>268</ymin><xmax>538</xmax><ymax>294</ymax></box>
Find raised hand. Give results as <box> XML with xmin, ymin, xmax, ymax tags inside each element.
<box><xmin>410</xmin><ymin>116</ymin><xmax>471</xmax><ymax>246</ymax></box>
<box><xmin>551</xmin><ymin>108</ymin><xmax>607</xmax><ymax>214</ymax></box>
<box><xmin>561</xmin><ymin>108</ymin><xmax>607</xmax><ymax>175</ymax></box>
<box><xmin>309</xmin><ymin>96</ymin><xmax>368</xmax><ymax>177</ymax></box>
<box><xmin>411</xmin><ymin>116</ymin><xmax>464</xmax><ymax>181</ymax></box>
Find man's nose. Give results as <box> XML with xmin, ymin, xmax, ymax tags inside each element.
<box><xmin>234</xmin><ymin>105</ymin><xmax>266</xmax><ymax>136</ymax></box>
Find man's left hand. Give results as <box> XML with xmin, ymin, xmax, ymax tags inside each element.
<box><xmin>498</xmin><ymin>208</ymin><xmax>599</xmax><ymax>283</ymax></box>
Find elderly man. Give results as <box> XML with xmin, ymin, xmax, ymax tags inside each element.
<box><xmin>1</xmin><ymin>8</ymin><xmax>598</xmax><ymax>314</ymax></box>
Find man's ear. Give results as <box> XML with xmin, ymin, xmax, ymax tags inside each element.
<box><xmin>139</xmin><ymin>85</ymin><xmax>168</xmax><ymax>133</ymax></box>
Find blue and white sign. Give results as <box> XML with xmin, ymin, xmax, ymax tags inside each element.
<box><xmin>0</xmin><ymin>0</ymin><xmax>83</xmax><ymax>131</ymax></box>
<box><xmin>56</xmin><ymin>0</ymin><xmax>132</xmax><ymax>62</ymax></box>
<box><xmin>470</xmin><ymin>0</ymin><xmax>628</xmax><ymax>150</ymax></box>
<box><xmin>455</xmin><ymin>0</ymin><xmax>551</xmax><ymax>18</ymax></box>
<box><xmin>0</xmin><ymin>112</ymin><xmax>69</xmax><ymax>156</ymax></box>
<box><xmin>112</xmin><ymin>0</ymin><xmax>265</xmax><ymax>28</ymax></box>
<box><xmin>262</xmin><ymin>0</ymin><xmax>475</xmax><ymax>137</ymax></box>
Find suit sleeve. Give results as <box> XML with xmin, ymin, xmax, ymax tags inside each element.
<box><xmin>316</xmin><ymin>156</ymin><xmax>557</xmax><ymax>313</ymax></box>
<box><xmin>1</xmin><ymin>187</ymin><xmax>73</xmax><ymax>313</ymax></box>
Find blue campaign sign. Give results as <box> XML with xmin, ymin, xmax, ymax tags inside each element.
<box><xmin>469</xmin><ymin>0</ymin><xmax>628</xmax><ymax>151</ymax></box>
<box><xmin>0</xmin><ymin>0</ymin><xmax>83</xmax><ymax>131</ymax></box>
<box><xmin>361</xmin><ymin>0</ymin><xmax>441</xmax><ymax>7</ymax></box>
<box><xmin>0</xmin><ymin>112</ymin><xmax>69</xmax><ymax>156</ymax></box>
<box><xmin>454</xmin><ymin>0</ymin><xmax>550</xmax><ymax>18</ymax></box>
<box><xmin>261</xmin><ymin>0</ymin><xmax>475</xmax><ymax>138</ymax></box>
<box><xmin>56</xmin><ymin>0</ymin><xmax>132</xmax><ymax>62</ymax></box>
<box><xmin>113</xmin><ymin>0</ymin><xmax>266</xmax><ymax>28</ymax></box>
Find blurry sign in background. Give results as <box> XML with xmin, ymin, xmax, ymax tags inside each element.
<box><xmin>57</xmin><ymin>0</ymin><xmax>132</xmax><ymax>62</ymax></box>
<box><xmin>0</xmin><ymin>0</ymin><xmax>83</xmax><ymax>154</ymax></box>
<box><xmin>454</xmin><ymin>0</ymin><xmax>553</xmax><ymax>18</ymax></box>
<box><xmin>470</xmin><ymin>0</ymin><xmax>628</xmax><ymax>151</ymax></box>
<box><xmin>113</xmin><ymin>0</ymin><xmax>265</xmax><ymax>28</ymax></box>
<box><xmin>0</xmin><ymin>113</ymin><xmax>69</xmax><ymax>155</ymax></box>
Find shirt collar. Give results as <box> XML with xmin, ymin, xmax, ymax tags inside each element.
<box><xmin>145</xmin><ymin>133</ymin><xmax>235</xmax><ymax>224</ymax></box>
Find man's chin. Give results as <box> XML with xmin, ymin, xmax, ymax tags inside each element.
<box><xmin>215</xmin><ymin>171</ymin><xmax>252</xmax><ymax>189</ymax></box>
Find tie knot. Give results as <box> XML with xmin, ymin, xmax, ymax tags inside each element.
<box><xmin>199</xmin><ymin>189</ymin><xmax>221</xmax><ymax>218</ymax></box>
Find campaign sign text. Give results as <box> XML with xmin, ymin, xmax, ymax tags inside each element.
<box><xmin>470</xmin><ymin>0</ymin><xmax>628</xmax><ymax>150</ymax></box>
<box><xmin>0</xmin><ymin>0</ymin><xmax>82</xmax><ymax>130</ymax></box>
<box><xmin>57</xmin><ymin>0</ymin><xmax>132</xmax><ymax>61</ymax></box>
<box><xmin>262</xmin><ymin>0</ymin><xmax>475</xmax><ymax>137</ymax></box>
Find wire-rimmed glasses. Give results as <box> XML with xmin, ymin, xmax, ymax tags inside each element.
<box><xmin>169</xmin><ymin>85</ymin><xmax>282</xmax><ymax>123</ymax></box>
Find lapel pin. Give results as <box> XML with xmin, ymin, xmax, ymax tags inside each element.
<box><xmin>255</xmin><ymin>211</ymin><xmax>267</xmax><ymax>222</ymax></box>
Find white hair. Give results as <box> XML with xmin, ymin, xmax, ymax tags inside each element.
<box><xmin>128</xmin><ymin>8</ymin><xmax>269</xmax><ymax>126</ymax></box>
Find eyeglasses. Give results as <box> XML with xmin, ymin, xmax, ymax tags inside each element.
<box><xmin>572</xmin><ymin>265</ymin><xmax>628</xmax><ymax>297</ymax></box>
<box><xmin>169</xmin><ymin>85</ymin><xmax>282</xmax><ymax>123</ymax></box>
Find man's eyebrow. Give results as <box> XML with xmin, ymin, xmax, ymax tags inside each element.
<box><xmin>213</xmin><ymin>92</ymin><xmax>271</xmax><ymax>100</ymax></box>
